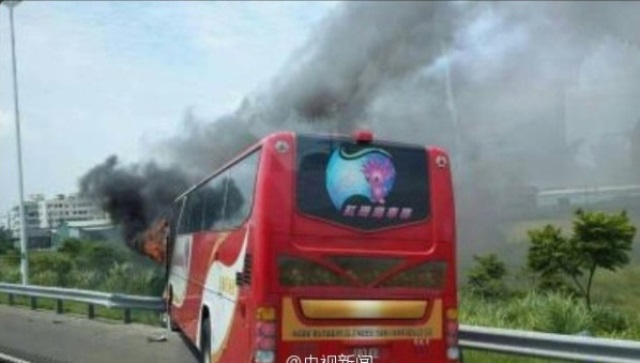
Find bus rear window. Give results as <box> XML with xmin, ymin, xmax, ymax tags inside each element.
<box><xmin>378</xmin><ymin>261</ymin><xmax>447</xmax><ymax>289</ymax></box>
<box><xmin>278</xmin><ymin>255</ymin><xmax>446</xmax><ymax>290</ymax></box>
<box><xmin>296</xmin><ymin>135</ymin><xmax>429</xmax><ymax>231</ymax></box>
<box><xmin>278</xmin><ymin>256</ymin><xmax>353</xmax><ymax>287</ymax></box>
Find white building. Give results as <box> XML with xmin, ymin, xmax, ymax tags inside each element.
<box><xmin>0</xmin><ymin>213</ymin><xmax>10</xmax><ymax>230</ymax></box>
<box><xmin>40</xmin><ymin>193</ymin><xmax>109</xmax><ymax>229</ymax></box>
<box><xmin>7</xmin><ymin>200</ymin><xmax>41</xmax><ymax>240</ymax></box>
<box><xmin>6</xmin><ymin>193</ymin><xmax>109</xmax><ymax>243</ymax></box>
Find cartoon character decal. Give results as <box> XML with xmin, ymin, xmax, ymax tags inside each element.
<box><xmin>326</xmin><ymin>147</ymin><xmax>396</xmax><ymax>211</ymax></box>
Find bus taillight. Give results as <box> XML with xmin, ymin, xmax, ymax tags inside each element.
<box><xmin>353</xmin><ymin>129</ymin><xmax>374</xmax><ymax>143</ymax></box>
<box><xmin>254</xmin><ymin>306</ymin><xmax>277</xmax><ymax>363</ymax></box>
<box><xmin>445</xmin><ymin>307</ymin><xmax>460</xmax><ymax>361</ymax></box>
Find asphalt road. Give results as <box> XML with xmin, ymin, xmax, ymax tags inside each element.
<box><xmin>0</xmin><ymin>305</ymin><xmax>199</xmax><ymax>363</ymax></box>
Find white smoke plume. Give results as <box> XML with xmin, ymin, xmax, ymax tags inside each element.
<box><xmin>81</xmin><ymin>1</ymin><xmax>640</xmax><ymax>257</ymax></box>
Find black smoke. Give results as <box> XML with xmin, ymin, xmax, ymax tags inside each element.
<box><xmin>79</xmin><ymin>156</ymin><xmax>191</xmax><ymax>246</ymax></box>
<box><xmin>155</xmin><ymin>2</ymin><xmax>640</xmax><ymax>186</ymax></box>
<box><xmin>80</xmin><ymin>2</ymin><xmax>640</xmax><ymax>263</ymax></box>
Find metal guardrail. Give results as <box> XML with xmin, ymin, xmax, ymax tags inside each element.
<box><xmin>0</xmin><ymin>351</ymin><xmax>30</xmax><ymax>363</ymax></box>
<box><xmin>1</xmin><ymin>283</ymin><xmax>640</xmax><ymax>362</ymax></box>
<box><xmin>0</xmin><ymin>282</ymin><xmax>164</xmax><ymax>323</ymax></box>
<box><xmin>459</xmin><ymin>325</ymin><xmax>640</xmax><ymax>363</ymax></box>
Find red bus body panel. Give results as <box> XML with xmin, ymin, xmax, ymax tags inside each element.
<box><xmin>166</xmin><ymin>131</ymin><xmax>458</xmax><ymax>363</ymax></box>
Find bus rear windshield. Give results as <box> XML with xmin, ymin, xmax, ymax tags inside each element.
<box><xmin>278</xmin><ymin>255</ymin><xmax>446</xmax><ymax>289</ymax></box>
<box><xmin>296</xmin><ymin>135</ymin><xmax>430</xmax><ymax>230</ymax></box>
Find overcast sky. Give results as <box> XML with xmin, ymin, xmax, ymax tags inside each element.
<box><xmin>0</xmin><ymin>1</ymin><xmax>339</xmax><ymax>213</ymax></box>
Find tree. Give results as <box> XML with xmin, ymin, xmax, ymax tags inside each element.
<box><xmin>58</xmin><ymin>238</ymin><xmax>84</xmax><ymax>259</ymax></box>
<box><xmin>527</xmin><ymin>225</ymin><xmax>581</xmax><ymax>291</ymax></box>
<box><xmin>29</xmin><ymin>252</ymin><xmax>73</xmax><ymax>286</ymax></box>
<box><xmin>527</xmin><ymin>209</ymin><xmax>636</xmax><ymax>310</ymax></box>
<box><xmin>467</xmin><ymin>253</ymin><xmax>509</xmax><ymax>299</ymax></box>
<box><xmin>79</xmin><ymin>243</ymin><xmax>128</xmax><ymax>273</ymax></box>
<box><xmin>572</xmin><ymin>209</ymin><xmax>636</xmax><ymax>310</ymax></box>
<box><xmin>0</xmin><ymin>227</ymin><xmax>15</xmax><ymax>255</ymax></box>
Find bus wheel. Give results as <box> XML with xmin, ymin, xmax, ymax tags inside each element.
<box><xmin>200</xmin><ymin>318</ymin><xmax>212</xmax><ymax>363</ymax></box>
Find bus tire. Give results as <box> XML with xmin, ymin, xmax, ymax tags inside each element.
<box><xmin>165</xmin><ymin>289</ymin><xmax>179</xmax><ymax>332</ymax></box>
<box><xmin>200</xmin><ymin>317</ymin><xmax>212</xmax><ymax>363</ymax></box>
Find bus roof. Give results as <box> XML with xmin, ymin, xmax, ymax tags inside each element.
<box><xmin>173</xmin><ymin>133</ymin><xmax>273</xmax><ymax>203</ymax></box>
<box><xmin>172</xmin><ymin>130</ymin><xmax>441</xmax><ymax>203</ymax></box>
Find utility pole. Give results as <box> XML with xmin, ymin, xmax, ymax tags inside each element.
<box><xmin>4</xmin><ymin>0</ymin><xmax>28</xmax><ymax>285</ymax></box>
<box><xmin>442</xmin><ymin>43</ymin><xmax>462</xmax><ymax>176</ymax></box>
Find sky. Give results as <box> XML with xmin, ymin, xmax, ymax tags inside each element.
<box><xmin>2</xmin><ymin>1</ymin><xmax>640</xmax><ymax>219</ymax></box>
<box><xmin>0</xmin><ymin>0</ymin><xmax>339</xmax><ymax>213</ymax></box>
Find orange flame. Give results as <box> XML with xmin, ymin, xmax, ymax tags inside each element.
<box><xmin>133</xmin><ymin>218</ymin><xmax>169</xmax><ymax>264</ymax></box>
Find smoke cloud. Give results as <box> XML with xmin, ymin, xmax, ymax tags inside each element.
<box><xmin>79</xmin><ymin>156</ymin><xmax>191</xmax><ymax>246</ymax></box>
<box><xmin>80</xmin><ymin>2</ymin><xmax>640</xmax><ymax>261</ymax></box>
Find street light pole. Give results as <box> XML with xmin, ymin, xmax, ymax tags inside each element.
<box><xmin>4</xmin><ymin>0</ymin><xmax>28</xmax><ymax>285</ymax></box>
<box><xmin>442</xmin><ymin>43</ymin><xmax>462</xmax><ymax>176</ymax></box>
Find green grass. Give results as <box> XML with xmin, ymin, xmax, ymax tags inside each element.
<box><xmin>461</xmin><ymin>214</ymin><xmax>640</xmax><ymax>330</ymax></box>
<box><xmin>459</xmin><ymin>288</ymin><xmax>640</xmax><ymax>340</ymax></box>
<box><xmin>590</xmin><ymin>265</ymin><xmax>640</xmax><ymax>321</ymax></box>
<box><xmin>0</xmin><ymin>293</ymin><xmax>163</xmax><ymax>326</ymax></box>
<box><xmin>463</xmin><ymin>351</ymin><xmax>558</xmax><ymax>363</ymax></box>
<box><xmin>459</xmin><ymin>288</ymin><xmax>640</xmax><ymax>362</ymax></box>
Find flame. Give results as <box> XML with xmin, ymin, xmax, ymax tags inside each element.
<box><xmin>132</xmin><ymin>218</ymin><xmax>169</xmax><ymax>264</ymax></box>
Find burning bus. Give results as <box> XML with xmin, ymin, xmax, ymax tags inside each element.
<box><xmin>135</xmin><ymin>130</ymin><xmax>460</xmax><ymax>363</ymax></box>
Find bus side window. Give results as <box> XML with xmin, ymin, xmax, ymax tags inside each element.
<box><xmin>202</xmin><ymin>171</ymin><xmax>228</xmax><ymax>231</ymax></box>
<box><xmin>225</xmin><ymin>150</ymin><xmax>260</xmax><ymax>228</ymax></box>
<box><xmin>178</xmin><ymin>196</ymin><xmax>193</xmax><ymax>235</ymax></box>
<box><xmin>169</xmin><ymin>198</ymin><xmax>185</xmax><ymax>241</ymax></box>
<box><xmin>191</xmin><ymin>190</ymin><xmax>206</xmax><ymax>233</ymax></box>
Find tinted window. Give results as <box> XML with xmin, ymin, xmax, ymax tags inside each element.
<box><xmin>225</xmin><ymin>150</ymin><xmax>260</xmax><ymax>228</ymax></box>
<box><xmin>169</xmin><ymin>198</ymin><xmax>185</xmax><ymax>245</ymax></box>
<box><xmin>201</xmin><ymin>172</ymin><xmax>228</xmax><ymax>230</ymax></box>
<box><xmin>179</xmin><ymin>189</ymin><xmax>205</xmax><ymax>234</ymax></box>
<box><xmin>178</xmin><ymin>149</ymin><xmax>261</xmax><ymax>234</ymax></box>
<box><xmin>177</xmin><ymin>195</ymin><xmax>193</xmax><ymax>235</ymax></box>
<box><xmin>296</xmin><ymin>135</ymin><xmax>429</xmax><ymax>230</ymax></box>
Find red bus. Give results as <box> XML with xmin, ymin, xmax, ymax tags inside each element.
<box><xmin>163</xmin><ymin>131</ymin><xmax>459</xmax><ymax>363</ymax></box>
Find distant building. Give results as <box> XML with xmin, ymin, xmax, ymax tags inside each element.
<box><xmin>0</xmin><ymin>213</ymin><xmax>9</xmax><ymax>230</ymax></box>
<box><xmin>40</xmin><ymin>193</ymin><xmax>108</xmax><ymax>229</ymax></box>
<box><xmin>6</xmin><ymin>193</ymin><xmax>111</xmax><ymax>249</ymax></box>
<box><xmin>7</xmin><ymin>200</ymin><xmax>42</xmax><ymax>247</ymax></box>
<box><xmin>51</xmin><ymin>219</ymin><xmax>119</xmax><ymax>249</ymax></box>
<box><xmin>536</xmin><ymin>184</ymin><xmax>640</xmax><ymax>209</ymax></box>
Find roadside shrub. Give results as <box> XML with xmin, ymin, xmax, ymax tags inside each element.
<box><xmin>4</xmin><ymin>250</ymin><xmax>20</xmax><ymax>266</ymax></box>
<box><xmin>467</xmin><ymin>253</ymin><xmax>510</xmax><ymax>299</ymax></box>
<box><xmin>29</xmin><ymin>253</ymin><xmax>73</xmax><ymax>287</ymax></box>
<box><xmin>534</xmin><ymin>292</ymin><xmax>591</xmax><ymax>334</ymax></box>
<box><xmin>66</xmin><ymin>269</ymin><xmax>102</xmax><ymax>290</ymax></box>
<box><xmin>591</xmin><ymin>306</ymin><xmax>629</xmax><ymax>334</ymax></box>
<box><xmin>31</xmin><ymin>270</ymin><xmax>61</xmax><ymax>287</ymax></box>
<box><xmin>0</xmin><ymin>267</ymin><xmax>21</xmax><ymax>283</ymax></box>
<box><xmin>100</xmin><ymin>263</ymin><xmax>164</xmax><ymax>295</ymax></box>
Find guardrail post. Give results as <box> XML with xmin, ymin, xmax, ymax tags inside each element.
<box><xmin>8</xmin><ymin>294</ymin><xmax>14</xmax><ymax>306</ymax></box>
<box><xmin>30</xmin><ymin>296</ymin><xmax>37</xmax><ymax>310</ymax></box>
<box><xmin>124</xmin><ymin>308</ymin><xmax>131</xmax><ymax>324</ymax></box>
<box><xmin>88</xmin><ymin>304</ymin><xmax>95</xmax><ymax>319</ymax></box>
<box><xmin>56</xmin><ymin>299</ymin><xmax>63</xmax><ymax>314</ymax></box>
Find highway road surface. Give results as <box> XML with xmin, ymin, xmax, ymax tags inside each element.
<box><xmin>0</xmin><ymin>305</ymin><xmax>199</xmax><ymax>363</ymax></box>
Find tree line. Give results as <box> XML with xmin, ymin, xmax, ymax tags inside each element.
<box><xmin>0</xmin><ymin>232</ymin><xmax>164</xmax><ymax>296</ymax></box>
<box><xmin>465</xmin><ymin>209</ymin><xmax>637</xmax><ymax>337</ymax></box>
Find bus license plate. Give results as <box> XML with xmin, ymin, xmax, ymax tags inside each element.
<box><xmin>352</xmin><ymin>347</ymin><xmax>382</xmax><ymax>359</ymax></box>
